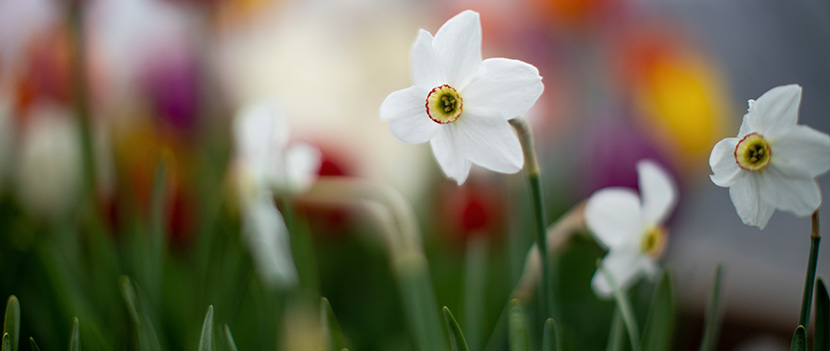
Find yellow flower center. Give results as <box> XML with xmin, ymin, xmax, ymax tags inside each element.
<box><xmin>641</xmin><ymin>225</ymin><xmax>667</xmax><ymax>259</ymax></box>
<box><xmin>426</xmin><ymin>84</ymin><xmax>463</xmax><ymax>124</ymax></box>
<box><xmin>734</xmin><ymin>133</ymin><xmax>772</xmax><ymax>172</ymax></box>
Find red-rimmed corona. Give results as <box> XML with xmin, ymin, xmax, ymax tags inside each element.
<box><xmin>425</xmin><ymin>84</ymin><xmax>463</xmax><ymax>124</ymax></box>
<box><xmin>733</xmin><ymin>132</ymin><xmax>771</xmax><ymax>172</ymax></box>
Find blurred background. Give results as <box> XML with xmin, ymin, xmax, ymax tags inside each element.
<box><xmin>0</xmin><ymin>0</ymin><xmax>827</xmax><ymax>349</ymax></box>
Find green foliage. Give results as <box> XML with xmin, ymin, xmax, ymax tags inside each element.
<box><xmin>223</xmin><ymin>325</ymin><xmax>238</xmax><ymax>351</ymax></box>
<box><xmin>790</xmin><ymin>325</ymin><xmax>806</xmax><ymax>351</ymax></box>
<box><xmin>700</xmin><ymin>265</ymin><xmax>725</xmax><ymax>351</ymax></box>
<box><xmin>29</xmin><ymin>338</ymin><xmax>40</xmax><ymax>351</ymax></box>
<box><xmin>69</xmin><ymin>317</ymin><xmax>80</xmax><ymax>351</ymax></box>
<box><xmin>199</xmin><ymin>306</ymin><xmax>214</xmax><ymax>351</ymax></box>
<box><xmin>508</xmin><ymin>300</ymin><xmax>529</xmax><ymax>351</ymax></box>
<box><xmin>322</xmin><ymin>298</ymin><xmax>347</xmax><ymax>351</ymax></box>
<box><xmin>3</xmin><ymin>296</ymin><xmax>19</xmax><ymax>351</ymax></box>
<box><xmin>442</xmin><ymin>306</ymin><xmax>468</xmax><ymax>351</ymax></box>
<box><xmin>642</xmin><ymin>271</ymin><xmax>674</xmax><ymax>351</ymax></box>
<box><xmin>542</xmin><ymin>318</ymin><xmax>558</xmax><ymax>351</ymax></box>
<box><xmin>816</xmin><ymin>278</ymin><xmax>828</xmax><ymax>351</ymax></box>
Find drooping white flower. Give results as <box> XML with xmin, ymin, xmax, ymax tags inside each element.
<box><xmin>585</xmin><ymin>160</ymin><xmax>677</xmax><ymax>298</ymax></box>
<box><xmin>232</xmin><ymin>101</ymin><xmax>322</xmax><ymax>290</ymax></box>
<box><xmin>709</xmin><ymin>84</ymin><xmax>830</xmax><ymax>229</ymax></box>
<box><xmin>380</xmin><ymin>10</ymin><xmax>544</xmax><ymax>185</ymax></box>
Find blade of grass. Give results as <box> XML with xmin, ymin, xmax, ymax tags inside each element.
<box><xmin>508</xmin><ymin>299</ymin><xmax>529</xmax><ymax>351</ymax></box>
<box><xmin>642</xmin><ymin>271</ymin><xmax>674</xmax><ymax>351</ymax></box>
<box><xmin>200</xmin><ymin>306</ymin><xmax>214</xmax><ymax>351</ymax></box>
<box><xmin>543</xmin><ymin>318</ymin><xmax>559</xmax><ymax>351</ymax></box>
<box><xmin>2</xmin><ymin>333</ymin><xmax>9</xmax><ymax>351</ymax></box>
<box><xmin>699</xmin><ymin>265</ymin><xmax>725</xmax><ymax>351</ymax></box>
<box><xmin>815</xmin><ymin>278</ymin><xmax>828</xmax><ymax>351</ymax></box>
<box><xmin>321</xmin><ymin>297</ymin><xmax>347</xmax><ymax>351</ymax></box>
<box><xmin>29</xmin><ymin>337</ymin><xmax>40</xmax><ymax>351</ymax></box>
<box><xmin>443</xmin><ymin>306</ymin><xmax>469</xmax><ymax>351</ymax></box>
<box><xmin>605</xmin><ymin>309</ymin><xmax>625</xmax><ymax>351</ymax></box>
<box><xmin>790</xmin><ymin>325</ymin><xmax>806</xmax><ymax>351</ymax></box>
<box><xmin>223</xmin><ymin>325</ymin><xmax>238</xmax><ymax>351</ymax></box>
<box><xmin>4</xmin><ymin>296</ymin><xmax>19</xmax><ymax>351</ymax></box>
<box><xmin>69</xmin><ymin>317</ymin><xmax>80</xmax><ymax>351</ymax></box>
<box><xmin>599</xmin><ymin>264</ymin><xmax>639</xmax><ymax>351</ymax></box>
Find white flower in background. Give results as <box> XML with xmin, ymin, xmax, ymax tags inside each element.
<box><xmin>380</xmin><ymin>10</ymin><xmax>544</xmax><ymax>185</ymax></box>
<box><xmin>15</xmin><ymin>104</ymin><xmax>82</xmax><ymax>219</ymax></box>
<box><xmin>709</xmin><ymin>85</ymin><xmax>830</xmax><ymax>229</ymax></box>
<box><xmin>585</xmin><ymin>160</ymin><xmax>677</xmax><ymax>298</ymax></box>
<box><xmin>233</xmin><ymin>101</ymin><xmax>322</xmax><ymax>290</ymax></box>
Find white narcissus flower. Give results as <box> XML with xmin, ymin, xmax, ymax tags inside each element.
<box><xmin>380</xmin><ymin>10</ymin><xmax>544</xmax><ymax>185</ymax></box>
<box><xmin>709</xmin><ymin>85</ymin><xmax>830</xmax><ymax>229</ymax></box>
<box><xmin>585</xmin><ymin>160</ymin><xmax>677</xmax><ymax>298</ymax></box>
<box><xmin>233</xmin><ymin>101</ymin><xmax>322</xmax><ymax>290</ymax></box>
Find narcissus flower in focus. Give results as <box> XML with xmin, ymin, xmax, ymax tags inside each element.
<box><xmin>233</xmin><ymin>101</ymin><xmax>322</xmax><ymax>290</ymax></box>
<box><xmin>709</xmin><ymin>84</ymin><xmax>830</xmax><ymax>229</ymax></box>
<box><xmin>380</xmin><ymin>10</ymin><xmax>544</xmax><ymax>185</ymax></box>
<box><xmin>585</xmin><ymin>160</ymin><xmax>677</xmax><ymax>298</ymax></box>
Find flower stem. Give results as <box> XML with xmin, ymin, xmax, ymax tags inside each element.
<box><xmin>599</xmin><ymin>263</ymin><xmax>640</xmax><ymax>351</ymax></box>
<box><xmin>510</xmin><ymin>119</ymin><xmax>552</xmax><ymax>319</ymax></box>
<box><xmin>798</xmin><ymin>210</ymin><xmax>821</xmax><ymax>329</ymax></box>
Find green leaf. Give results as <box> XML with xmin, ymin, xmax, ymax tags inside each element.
<box><xmin>543</xmin><ymin>318</ymin><xmax>559</xmax><ymax>351</ymax></box>
<box><xmin>599</xmin><ymin>263</ymin><xmax>639</xmax><ymax>351</ymax></box>
<box><xmin>321</xmin><ymin>298</ymin><xmax>347</xmax><ymax>351</ymax></box>
<box><xmin>69</xmin><ymin>317</ymin><xmax>80</xmax><ymax>351</ymax></box>
<box><xmin>4</xmin><ymin>296</ymin><xmax>19</xmax><ymax>351</ymax></box>
<box><xmin>442</xmin><ymin>306</ymin><xmax>469</xmax><ymax>351</ymax></box>
<box><xmin>119</xmin><ymin>276</ymin><xmax>162</xmax><ymax>351</ymax></box>
<box><xmin>816</xmin><ymin>278</ymin><xmax>828</xmax><ymax>351</ymax></box>
<box><xmin>223</xmin><ymin>325</ymin><xmax>238</xmax><ymax>351</ymax></box>
<box><xmin>199</xmin><ymin>306</ymin><xmax>214</xmax><ymax>351</ymax></box>
<box><xmin>699</xmin><ymin>265</ymin><xmax>725</xmax><ymax>351</ymax></box>
<box><xmin>508</xmin><ymin>299</ymin><xmax>529</xmax><ymax>351</ymax></box>
<box><xmin>642</xmin><ymin>271</ymin><xmax>674</xmax><ymax>351</ymax></box>
<box><xmin>29</xmin><ymin>337</ymin><xmax>40</xmax><ymax>351</ymax></box>
<box><xmin>2</xmin><ymin>333</ymin><xmax>9</xmax><ymax>351</ymax></box>
<box><xmin>790</xmin><ymin>325</ymin><xmax>806</xmax><ymax>351</ymax></box>
<box><xmin>605</xmin><ymin>309</ymin><xmax>625</xmax><ymax>351</ymax></box>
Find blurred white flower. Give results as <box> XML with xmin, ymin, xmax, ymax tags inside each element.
<box><xmin>709</xmin><ymin>85</ymin><xmax>830</xmax><ymax>229</ymax></box>
<box><xmin>585</xmin><ymin>160</ymin><xmax>677</xmax><ymax>298</ymax></box>
<box><xmin>232</xmin><ymin>101</ymin><xmax>322</xmax><ymax>290</ymax></box>
<box><xmin>380</xmin><ymin>10</ymin><xmax>543</xmax><ymax>185</ymax></box>
<box><xmin>15</xmin><ymin>104</ymin><xmax>82</xmax><ymax>219</ymax></box>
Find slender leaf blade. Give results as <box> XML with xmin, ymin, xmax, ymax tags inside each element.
<box><xmin>642</xmin><ymin>271</ymin><xmax>674</xmax><ymax>351</ymax></box>
<box><xmin>442</xmin><ymin>306</ymin><xmax>469</xmax><ymax>351</ymax></box>
<box><xmin>543</xmin><ymin>318</ymin><xmax>559</xmax><ymax>351</ymax></box>
<box><xmin>321</xmin><ymin>298</ymin><xmax>347</xmax><ymax>351</ymax></box>
<box><xmin>69</xmin><ymin>317</ymin><xmax>80</xmax><ymax>351</ymax></box>
<box><xmin>199</xmin><ymin>306</ymin><xmax>214</xmax><ymax>351</ymax></box>
<box><xmin>508</xmin><ymin>299</ymin><xmax>529</xmax><ymax>351</ymax></box>
<box><xmin>4</xmin><ymin>296</ymin><xmax>19</xmax><ymax>351</ymax></box>
<box><xmin>700</xmin><ymin>265</ymin><xmax>725</xmax><ymax>351</ymax></box>
<box><xmin>223</xmin><ymin>325</ymin><xmax>238</xmax><ymax>351</ymax></box>
<box><xmin>29</xmin><ymin>337</ymin><xmax>40</xmax><ymax>351</ymax></box>
<box><xmin>2</xmin><ymin>333</ymin><xmax>9</xmax><ymax>351</ymax></box>
<box><xmin>816</xmin><ymin>278</ymin><xmax>828</xmax><ymax>351</ymax></box>
<box><xmin>790</xmin><ymin>325</ymin><xmax>806</xmax><ymax>351</ymax></box>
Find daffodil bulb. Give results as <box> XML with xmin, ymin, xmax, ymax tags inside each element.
<box><xmin>585</xmin><ymin>160</ymin><xmax>677</xmax><ymax>298</ymax></box>
<box><xmin>232</xmin><ymin>101</ymin><xmax>322</xmax><ymax>290</ymax></box>
<box><xmin>380</xmin><ymin>10</ymin><xmax>544</xmax><ymax>185</ymax></box>
<box><xmin>709</xmin><ymin>85</ymin><xmax>830</xmax><ymax>229</ymax></box>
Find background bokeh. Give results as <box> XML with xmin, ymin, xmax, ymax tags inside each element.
<box><xmin>0</xmin><ymin>0</ymin><xmax>827</xmax><ymax>350</ymax></box>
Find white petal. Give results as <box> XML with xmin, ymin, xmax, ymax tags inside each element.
<box><xmin>462</xmin><ymin>58</ymin><xmax>544</xmax><ymax>120</ymax></box>
<box><xmin>760</xmin><ymin>167</ymin><xmax>822</xmax><ymax>217</ymax></box>
<box><xmin>432</xmin><ymin>10</ymin><xmax>482</xmax><ymax>88</ymax></box>
<box><xmin>453</xmin><ymin>110</ymin><xmax>524</xmax><ymax>174</ymax></box>
<box><xmin>709</xmin><ymin>137</ymin><xmax>745</xmax><ymax>187</ymax></box>
<box><xmin>242</xmin><ymin>193</ymin><xmax>298</xmax><ymax>290</ymax></box>
<box><xmin>234</xmin><ymin>102</ymin><xmax>289</xmax><ymax>158</ymax></box>
<box><xmin>284</xmin><ymin>142</ymin><xmax>322</xmax><ymax>194</ymax></box>
<box><xmin>591</xmin><ymin>250</ymin><xmax>649</xmax><ymax>299</ymax></box>
<box><xmin>585</xmin><ymin>188</ymin><xmax>644</xmax><ymax>249</ymax></box>
<box><xmin>638</xmin><ymin>160</ymin><xmax>677</xmax><ymax>225</ymax></box>
<box><xmin>771</xmin><ymin>125</ymin><xmax>830</xmax><ymax>179</ymax></box>
<box><xmin>411</xmin><ymin>29</ymin><xmax>444</xmax><ymax>89</ymax></box>
<box><xmin>380</xmin><ymin>86</ymin><xmax>440</xmax><ymax>144</ymax></box>
<box><xmin>729</xmin><ymin>175</ymin><xmax>774</xmax><ymax>229</ymax></box>
<box><xmin>746</xmin><ymin>84</ymin><xmax>802</xmax><ymax>139</ymax></box>
<box><xmin>430</xmin><ymin>127</ymin><xmax>472</xmax><ymax>185</ymax></box>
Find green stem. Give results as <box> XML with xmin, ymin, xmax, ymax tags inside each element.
<box><xmin>798</xmin><ymin>211</ymin><xmax>821</xmax><ymax>329</ymax></box>
<box><xmin>280</xmin><ymin>196</ymin><xmax>320</xmax><ymax>295</ymax></box>
<box><xmin>510</xmin><ymin>119</ymin><xmax>552</xmax><ymax>319</ymax></box>
<box><xmin>599</xmin><ymin>264</ymin><xmax>640</xmax><ymax>351</ymax></box>
<box><xmin>67</xmin><ymin>0</ymin><xmax>97</xmax><ymax>201</ymax></box>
